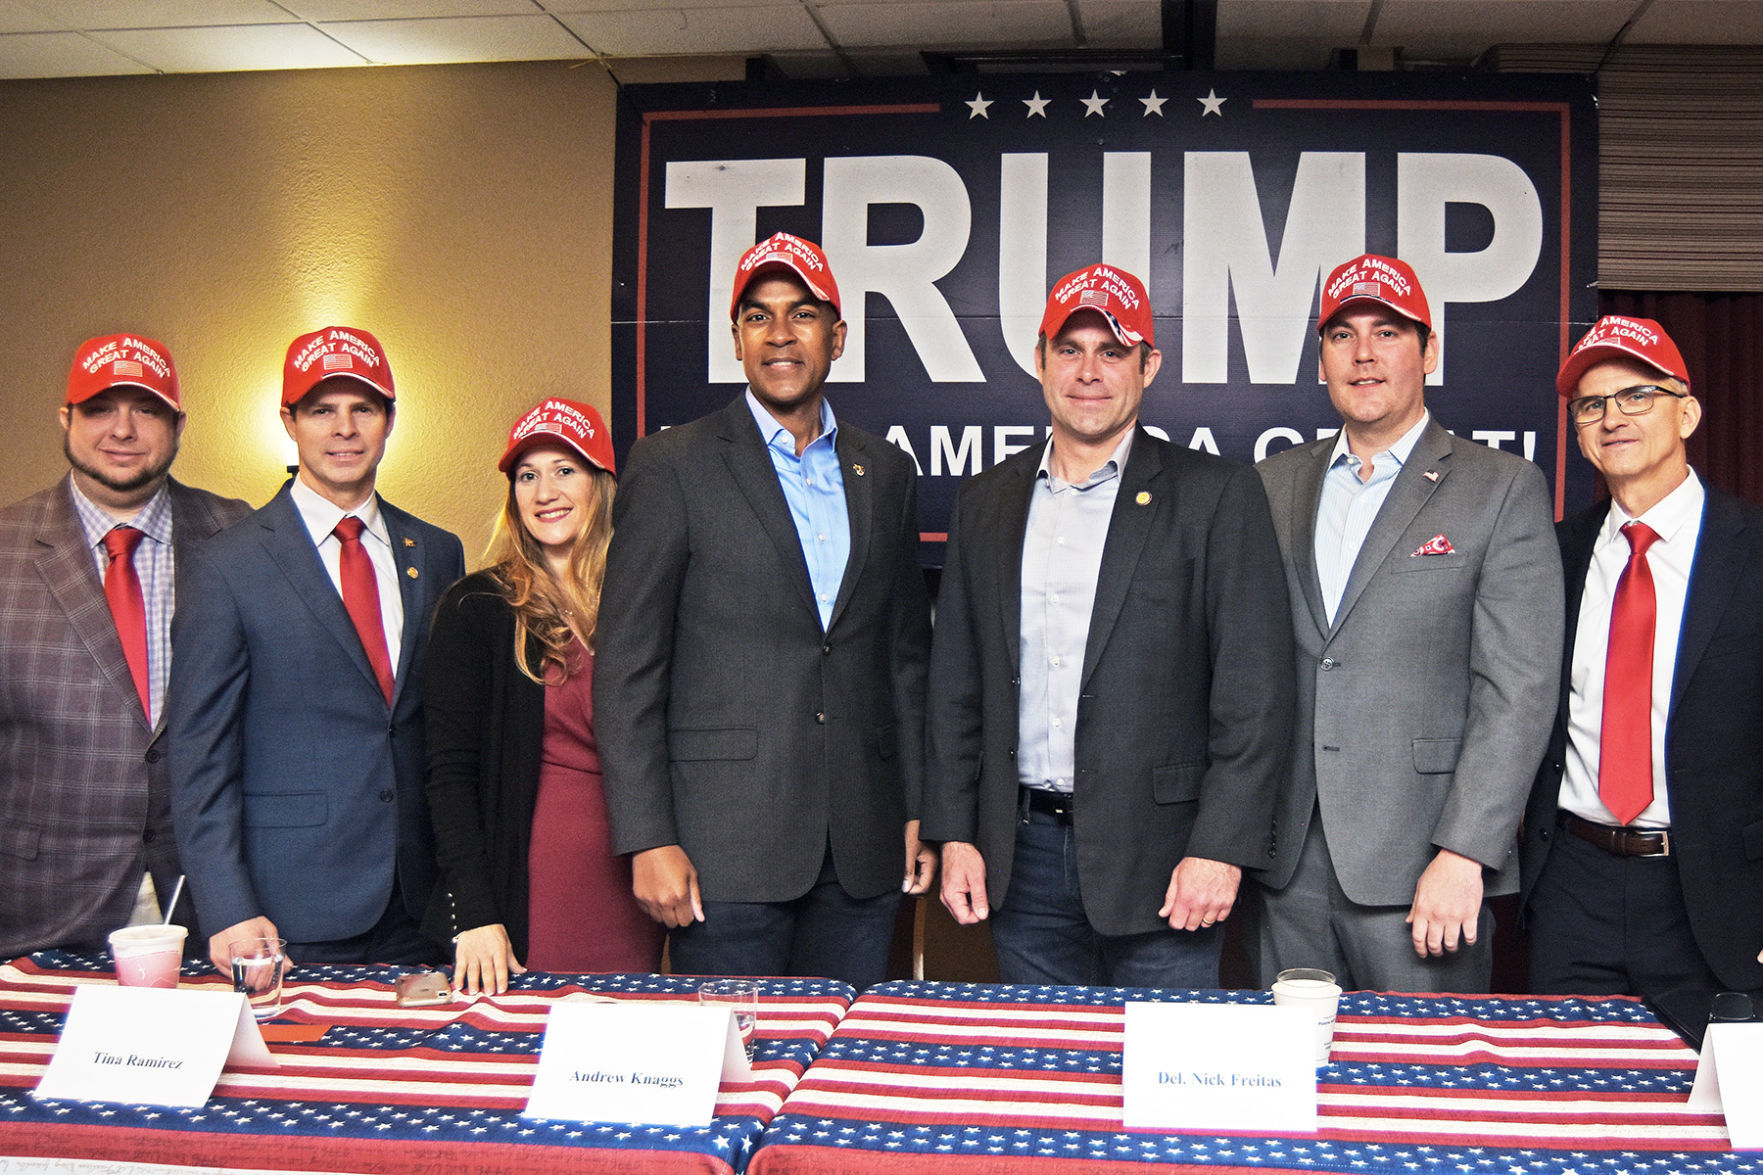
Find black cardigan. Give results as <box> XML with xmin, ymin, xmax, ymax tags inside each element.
<box><xmin>420</xmin><ymin>570</ymin><xmax>547</xmax><ymax>959</ymax></box>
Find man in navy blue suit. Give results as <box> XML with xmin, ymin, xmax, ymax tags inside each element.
<box><xmin>170</xmin><ymin>327</ymin><xmax>464</xmax><ymax>972</ymax></box>
<box><xmin>1523</xmin><ymin>316</ymin><xmax>1763</xmax><ymax>994</ymax></box>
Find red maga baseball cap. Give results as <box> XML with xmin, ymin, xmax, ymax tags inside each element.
<box><xmin>67</xmin><ymin>334</ymin><xmax>180</xmax><ymax>410</ymax></box>
<box><xmin>729</xmin><ymin>232</ymin><xmax>841</xmax><ymax>320</ymax></box>
<box><xmin>1318</xmin><ymin>254</ymin><xmax>1432</xmax><ymax>333</ymax></box>
<box><xmin>282</xmin><ymin>326</ymin><xmax>395</xmax><ymax>407</ymax></box>
<box><xmin>1555</xmin><ymin>316</ymin><xmax>1690</xmax><ymax>397</ymax></box>
<box><xmin>1040</xmin><ymin>264</ymin><xmax>1155</xmax><ymax>348</ymax></box>
<box><xmin>498</xmin><ymin>398</ymin><xmax>615</xmax><ymax>478</ymax></box>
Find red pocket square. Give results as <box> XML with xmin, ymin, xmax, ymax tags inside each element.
<box><xmin>1412</xmin><ymin>534</ymin><xmax>1454</xmax><ymax>556</ymax></box>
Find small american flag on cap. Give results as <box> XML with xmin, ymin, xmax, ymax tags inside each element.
<box><xmin>322</xmin><ymin>353</ymin><xmax>352</xmax><ymax>372</ymax></box>
<box><xmin>1353</xmin><ymin>281</ymin><xmax>1383</xmax><ymax>297</ymax></box>
<box><xmin>113</xmin><ymin>361</ymin><xmax>144</xmax><ymax>378</ymax></box>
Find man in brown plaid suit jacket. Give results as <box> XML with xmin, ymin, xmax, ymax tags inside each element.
<box><xmin>0</xmin><ymin>335</ymin><xmax>248</xmax><ymax>958</ymax></box>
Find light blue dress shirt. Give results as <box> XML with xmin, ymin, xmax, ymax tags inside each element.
<box><xmin>1314</xmin><ymin>412</ymin><xmax>1430</xmax><ymax>625</ymax></box>
<box><xmin>747</xmin><ymin>390</ymin><xmax>850</xmax><ymax>631</ymax></box>
<box><xmin>1018</xmin><ymin>431</ymin><xmax>1132</xmax><ymax>793</ymax></box>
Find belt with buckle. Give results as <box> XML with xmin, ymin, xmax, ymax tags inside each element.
<box><xmin>1021</xmin><ymin>787</ymin><xmax>1074</xmax><ymax>823</ymax></box>
<box><xmin>1560</xmin><ymin>812</ymin><xmax>1670</xmax><ymax>857</ymax></box>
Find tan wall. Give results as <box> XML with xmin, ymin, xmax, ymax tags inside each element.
<box><xmin>0</xmin><ymin>56</ymin><xmax>738</xmax><ymax>559</ymax></box>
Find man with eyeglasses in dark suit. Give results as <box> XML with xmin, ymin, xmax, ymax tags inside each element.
<box><xmin>1522</xmin><ymin>315</ymin><xmax>1763</xmax><ymax>995</ymax></box>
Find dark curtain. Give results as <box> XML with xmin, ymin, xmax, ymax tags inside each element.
<box><xmin>1598</xmin><ymin>291</ymin><xmax>1763</xmax><ymax>506</ymax></box>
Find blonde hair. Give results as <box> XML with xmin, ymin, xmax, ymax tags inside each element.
<box><xmin>482</xmin><ymin>462</ymin><xmax>615</xmax><ymax>685</ymax></box>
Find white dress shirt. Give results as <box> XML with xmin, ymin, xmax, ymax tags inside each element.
<box><xmin>289</xmin><ymin>477</ymin><xmax>405</xmax><ymax>674</ymax></box>
<box><xmin>1560</xmin><ymin>469</ymin><xmax>1705</xmax><ymax>828</ymax></box>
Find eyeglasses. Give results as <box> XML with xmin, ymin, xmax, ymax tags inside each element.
<box><xmin>1568</xmin><ymin>384</ymin><xmax>1687</xmax><ymax>426</ymax></box>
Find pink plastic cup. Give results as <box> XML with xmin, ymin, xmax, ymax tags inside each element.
<box><xmin>108</xmin><ymin>924</ymin><xmax>188</xmax><ymax>988</ymax></box>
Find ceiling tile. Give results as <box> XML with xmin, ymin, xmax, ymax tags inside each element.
<box><xmin>86</xmin><ymin>22</ymin><xmax>367</xmax><ymax>71</ymax></box>
<box><xmin>0</xmin><ymin>29</ymin><xmax>152</xmax><ymax>75</ymax></box>
<box><xmin>1217</xmin><ymin>0</ymin><xmax>1368</xmax><ymax>44</ymax></box>
<box><xmin>1629</xmin><ymin>0</ymin><xmax>1763</xmax><ymax>42</ymax></box>
<box><xmin>318</xmin><ymin>13</ymin><xmax>588</xmax><ymax>63</ymax></box>
<box><xmin>17</xmin><ymin>0</ymin><xmax>298</xmax><ymax>28</ymax></box>
<box><xmin>285</xmin><ymin>0</ymin><xmax>541</xmax><ymax>19</ymax></box>
<box><xmin>818</xmin><ymin>1</ymin><xmax>1072</xmax><ymax>50</ymax></box>
<box><xmin>1074</xmin><ymin>0</ymin><xmax>1163</xmax><ymax>48</ymax></box>
<box><xmin>555</xmin><ymin>7</ymin><xmax>826</xmax><ymax>55</ymax></box>
<box><xmin>1371</xmin><ymin>0</ymin><xmax>1631</xmax><ymax>58</ymax></box>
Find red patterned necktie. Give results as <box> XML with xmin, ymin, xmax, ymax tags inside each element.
<box><xmin>1599</xmin><ymin>521</ymin><xmax>1660</xmax><ymax>825</ymax></box>
<box><xmin>102</xmin><ymin>526</ymin><xmax>151</xmax><ymax>723</ymax></box>
<box><xmin>333</xmin><ymin>516</ymin><xmax>395</xmax><ymax>704</ymax></box>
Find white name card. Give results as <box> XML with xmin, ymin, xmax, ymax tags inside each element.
<box><xmin>524</xmin><ymin>1001</ymin><xmax>750</xmax><ymax>1127</ymax></box>
<box><xmin>34</xmin><ymin>985</ymin><xmax>276</xmax><ymax>1108</ymax></box>
<box><xmin>1122</xmin><ymin>1002</ymin><xmax>1318</xmax><ymax>1133</ymax></box>
<box><xmin>1688</xmin><ymin>1022</ymin><xmax>1763</xmax><ymax>1148</ymax></box>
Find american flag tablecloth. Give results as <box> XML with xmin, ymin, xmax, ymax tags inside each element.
<box><xmin>748</xmin><ymin>979</ymin><xmax>1756</xmax><ymax>1175</ymax></box>
<box><xmin>0</xmin><ymin>952</ymin><xmax>851</xmax><ymax>1175</ymax></box>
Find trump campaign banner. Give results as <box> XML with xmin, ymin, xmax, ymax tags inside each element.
<box><xmin>611</xmin><ymin>70</ymin><xmax>1597</xmax><ymax>558</ymax></box>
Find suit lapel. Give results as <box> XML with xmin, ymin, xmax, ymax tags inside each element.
<box><xmin>257</xmin><ymin>486</ymin><xmax>386</xmax><ymax>701</ymax></box>
<box><xmin>715</xmin><ymin>397</ymin><xmax>819</xmax><ymax>621</ymax></box>
<box><xmin>1328</xmin><ymin>420</ymin><xmax>1452</xmax><ymax>636</ymax></box>
<box><xmin>381</xmin><ymin>500</ymin><xmax>426</xmax><ymax>702</ymax></box>
<box><xmin>1288</xmin><ymin>439</ymin><xmax>1332</xmax><ymax>640</ymax></box>
<box><xmin>1672</xmin><ymin>487</ymin><xmax>1749</xmax><ymax>714</ymax></box>
<box><xmin>1082</xmin><ymin>432</ymin><xmax>1161</xmax><ymax>686</ymax></box>
<box><xmin>31</xmin><ymin>481</ymin><xmax>147</xmax><ymax>732</ymax></box>
<box><xmin>827</xmin><ymin>426</ymin><xmax>873</xmax><ymax>632</ymax></box>
<box><xmin>994</xmin><ymin>446</ymin><xmax>1039</xmax><ymax>679</ymax></box>
<box><xmin>1557</xmin><ymin>504</ymin><xmax>1605</xmax><ymax>718</ymax></box>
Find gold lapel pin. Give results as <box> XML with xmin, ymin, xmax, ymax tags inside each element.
<box><xmin>407</xmin><ymin>567</ymin><xmax>419</xmax><ymax>579</ymax></box>
<box><xmin>851</xmin><ymin>463</ymin><xmax>866</xmax><ymax>477</ymax></box>
<box><xmin>1135</xmin><ymin>491</ymin><xmax>1152</xmax><ymax>505</ymax></box>
<box><xmin>403</xmin><ymin>537</ymin><xmax>416</xmax><ymax>547</ymax></box>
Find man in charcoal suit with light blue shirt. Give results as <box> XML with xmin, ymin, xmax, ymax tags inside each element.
<box><xmin>597</xmin><ymin>233</ymin><xmax>934</xmax><ymax>988</ymax></box>
<box><xmin>1251</xmin><ymin>254</ymin><xmax>1563</xmax><ymax>993</ymax></box>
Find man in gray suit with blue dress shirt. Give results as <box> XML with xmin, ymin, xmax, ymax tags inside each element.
<box><xmin>597</xmin><ymin>232</ymin><xmax>934</xmax><ymax>988</ymax></box>
<box><xmin>1251</xmin><ymin>253</ymin><xmax>1563</xmax><ymax>993</ymax></box>
<box><xmin>921</xmin><ymin>264</ymin><xmax>1295</xmax><ymax>987</ymax></box>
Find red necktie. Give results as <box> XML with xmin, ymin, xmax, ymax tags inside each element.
<box><xmin>333</xmin><ymin>516</ymin><xmax>395</xmax><ymax>704</ymax></box>
<box><xmin>1599</xmin><ymin>521</ymin><xmax>1660</xmax><ymax>825</ymax></box>
<box><xmin>102</xmin><ymin>526</ymin><xmax>151</xmax><ymax>723</ymax></box>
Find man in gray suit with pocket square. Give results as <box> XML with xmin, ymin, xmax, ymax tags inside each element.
<box><xmin>1251</xmin><ymin>253</ymin><xmax>1563</xmax><ymax>993</ymax></box>
<box><xmin>1</xmin><ymin>334</ymin><xmax>248</xmax><ymax>958</ymax></box>
<box><xmin>596</xmin><ymin>232</ymin><xmax>934</xmax><ymax>988</ymax></box>
<box><xmin>920</xmin><ymin>264</ymin><xmax>1295</xmax><ymax>987</ymax></box>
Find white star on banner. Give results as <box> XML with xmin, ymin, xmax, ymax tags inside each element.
<box><xmin>1023</xmin><ymin>91</ymin><xmax>1050</xmax><ymax>118</ymax></box>
<box><xmin>965</xmin><ymin>92</ymin><xmax>992</xmax><ymax>118</ymax></box>
<box><xmin>1081</xmin><ymin>90</ymin><xmax>1110</xmax><ymax>117</ymax></box>
<box><xmin>1140</xmin><ymin>90</ymin><xmax>1167</xmax><ymax>116</ymax></box>
<box><xmin>1198</xmin><ymin>88</ymin><xmax>1227</xmax><ymax>116</ymax></box>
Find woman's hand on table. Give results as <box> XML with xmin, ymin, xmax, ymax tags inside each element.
<box><xmin>452</xmin><ymin>923</ymin><xmax>525</xmax><ymax>995</ymax></box>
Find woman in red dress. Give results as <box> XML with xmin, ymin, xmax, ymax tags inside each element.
<box><xmin>421</xmin><ymin>398</ymin><xmax>662</xmax><ymax>994</ymax></box>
